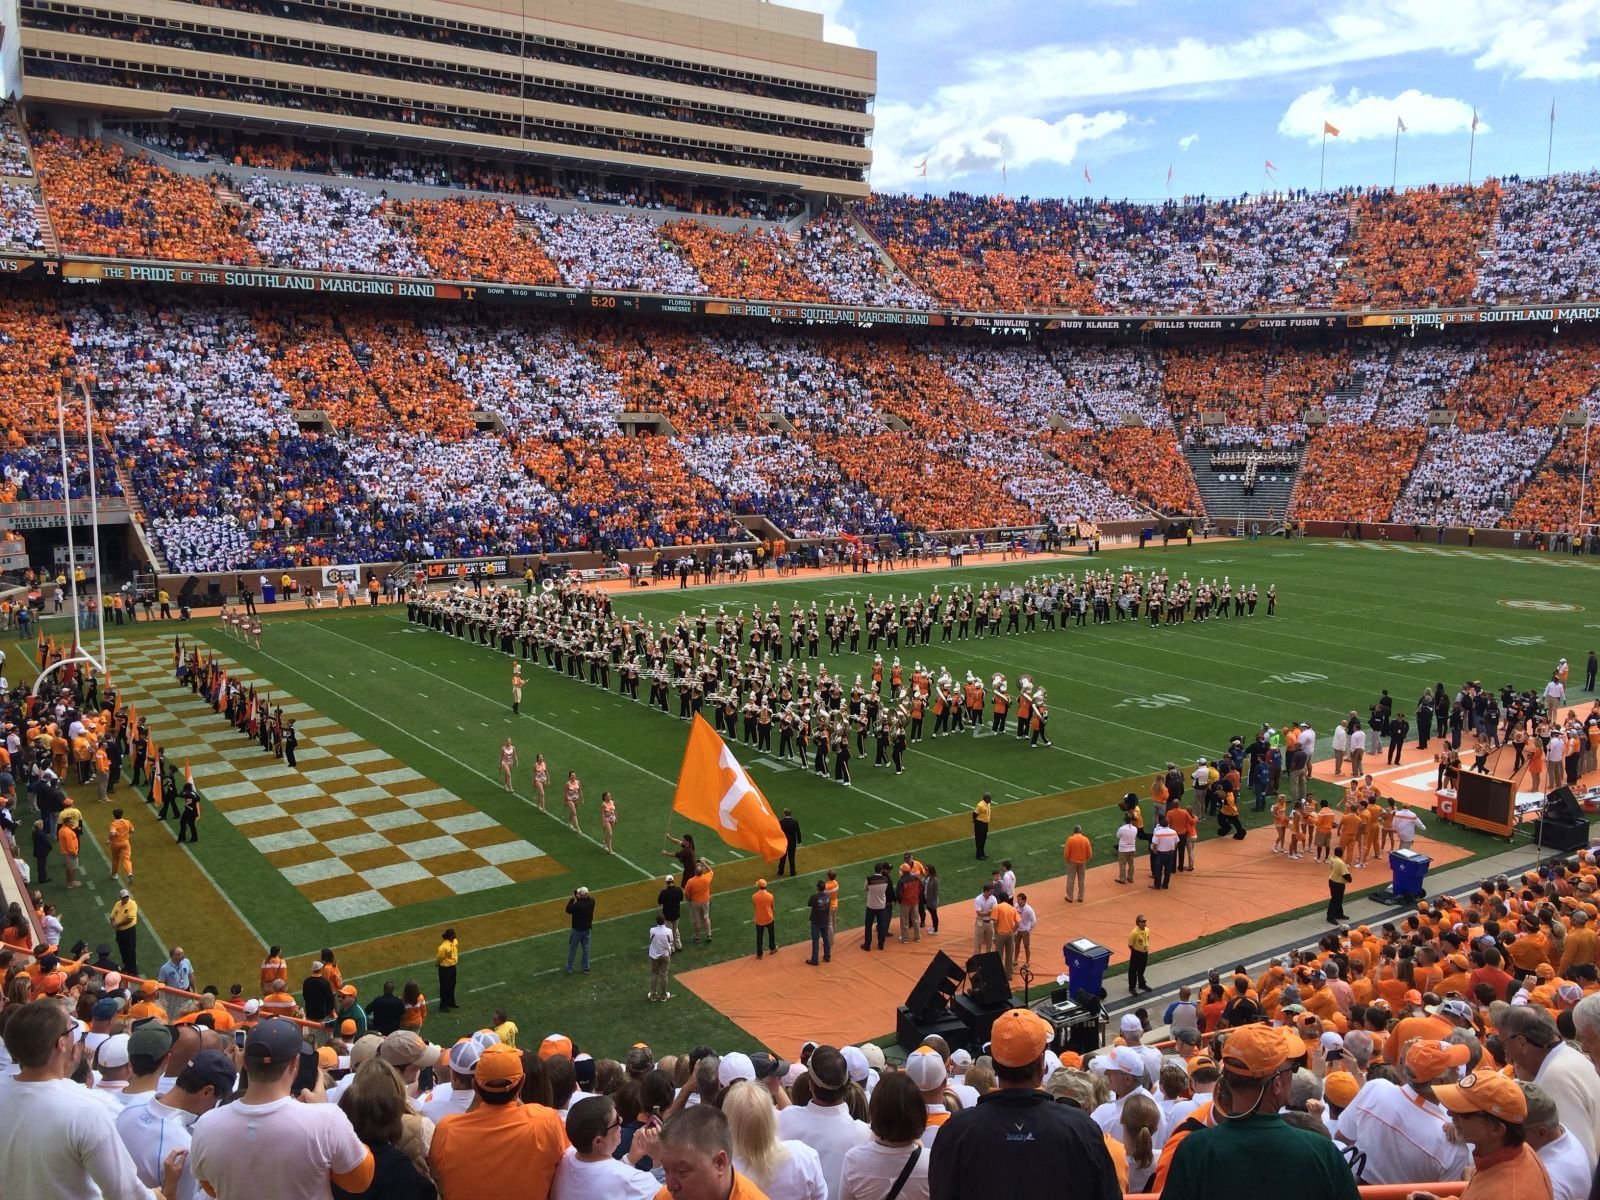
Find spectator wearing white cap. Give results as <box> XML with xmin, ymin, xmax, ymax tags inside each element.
<box><xmin>91</xmin><ymin>1034</ymin><xmax>135</xmax><ymax>1107</ymax></box>
<box><xmin>1090</xmin><ymin>1045</ymin><xmax>1171</xmax><ymax>1153</ymax></box>
<box><xmin>1119</xmin><ymin>1013</ymin><xmax>1145</xmax><ymax>1044</ymax></box>
<box><xmin>723</xmin><ymin>1078</ymin><xmax>827</xmax><ymax>1200</ymax></box>
<box><xmin>418</xmin><ymin>1039</ymin><xmax>483</xmax><ymax>1122</ymax></box>
<box><xmin>904</xmin><ymin>1047</ymin><xmax>954</xmax><ymax>1147</ymax></box>
<box><xmin>842</xmin><ymin>1045</ymin><xmax>878</xmax><ymax>1098</ymax></box>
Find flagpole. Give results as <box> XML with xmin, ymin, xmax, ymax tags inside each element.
<box><xmin>1320</xmin><ymin>128</ymin><xmax>1327</xmax><ymax>191</ymax></box>
<box><xmin>1392</xmin><ymin>123</ymin><xmax>1400</xmax><ymax>189</ymax></box>
<box><xmin>1547</xmin><ymin>103</ymin><xmax>1556</xmax><ymax>177</ymax></box>
<box><xmin>1468</xmin><ymin>123</ymin><xmax>1477</xmax><ymax>186</ymax></box>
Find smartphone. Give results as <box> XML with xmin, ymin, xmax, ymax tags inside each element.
<box><xmin>234</xmin><ymin>1029</ymin><xmax>248</xmax><ymax>1050</ymax></box>
<box><xmin>293</xmin><ymin>1043</ymin><xmax>319</xmax><ymax>1096</ymax></box>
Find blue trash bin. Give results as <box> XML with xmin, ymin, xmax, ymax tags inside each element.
<box><xmin>1063</xmin><ymin>938</ymin><xmax>1111</xmax><ymax>1000</ymax></box>
<box><xmin>262</xmin><ymin>584</ymin><xmax>276</xmax><ymax>605</ymax></box>
<box><xmin>1389</xmin><ymin>849</ymin><xmax>1430</xmax><ymax>898</ymax></box>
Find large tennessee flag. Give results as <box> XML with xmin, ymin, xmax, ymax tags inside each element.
<box><xmin>672</xmin><ymin>714</ymin><xmax>786</xmax><ymax>861</ymax></box>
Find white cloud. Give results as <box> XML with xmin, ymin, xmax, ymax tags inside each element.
<box><xmin>776</xmin><ymin>0</ymin><xmax>859</xmax><ymax>47</ymax></box>
<box><xmin>1178</xmin><ymin>133</ymin><xmax>1200</xmax><ymax>151</ymax></box>
<box><xmin>1279</xmin><ymin>85</ymin><xmax>1484</xmax><ymax>143</ymax></box>
<box><xmin>874</xmin><ymin>107</ymin><xmax>1129</xmax><ymax>187</ymax></box>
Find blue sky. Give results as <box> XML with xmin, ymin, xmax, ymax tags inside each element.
<box><xmin>784</xmin><ymin>0</ymin><xmax>1600</xmax><ymax>198</ymax></box>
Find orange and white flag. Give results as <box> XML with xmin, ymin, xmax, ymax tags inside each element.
<box><xmin>671</xmin><ymin>715</ymin><xmax>786</xmax><ymax>861</ymax></box>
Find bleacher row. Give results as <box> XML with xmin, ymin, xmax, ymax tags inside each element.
<box><xmin>4</xmin><ymin>284</ymin><xmax>1600</xmax><ymax>572</ymax></box>
<box><xmin>0</xmin><ymin>127</ymin><xmax>1597</xmax><ymax>314</ymax></box>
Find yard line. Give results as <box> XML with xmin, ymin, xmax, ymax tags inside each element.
<box><xmin>467</xmin><ymin>980</ymin><xmax>507</xmax><ymax>993</ymax></box>
<box><xmin>244</xmin><ymin>643</ymin><xmax>656</xmax><ymax>880</ymax></box>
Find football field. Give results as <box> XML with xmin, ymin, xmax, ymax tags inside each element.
<box><xmin>23</xmin><ymin>537</ymin><xmax>1600</xmax><ymax>1052</ymax></box>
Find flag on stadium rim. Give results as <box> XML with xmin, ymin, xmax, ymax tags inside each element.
<box><xmin>1264</xmin><ymin>159</ymin><xmax>1279</xmax><ymax>176</ymax></box>
<box><xmin>1471</xmin><ymin>108</ymin><xmax>1479</xmax><ymax>131</ymax></box>
<box><xmin>671</xmin><ymin>714</ymin><xmax>786</xmax><ymax>861</ymax></box>
<box><xmin>916</xmin><ymin>157</ymin><xmax>927</xmax><ymax>177</ymax></box>
<box><xmin>1084</xmin><ymin>166</ymin><xmax>1092</xmax><ymax>185</ymax></box>
<box><xmin>1323</xmin><ymin>120</ymin><xmax>1340</xmax><ymax>137</ymax></box>
<box><xmin>1397</xmin><ymin>115</ymin><xmax>1407</xmax><ymax>133</ymax></box>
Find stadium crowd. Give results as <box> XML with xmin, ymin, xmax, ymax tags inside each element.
<box><xmin>14</xmin><ymin>835</ymin><xmax>1600</xmax><ymax>1200</ymax></box>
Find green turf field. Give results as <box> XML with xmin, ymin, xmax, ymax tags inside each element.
<box><xmin>22</xmin><ymin>538</ymin><xmax>1600</xmax><ymax>1054</ymax></box>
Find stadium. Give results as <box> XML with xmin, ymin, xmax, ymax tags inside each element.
<box><xmin>3</xmin><ymin>1</ymin><xmax>1600</xmax><ymax>1198</ymax></box>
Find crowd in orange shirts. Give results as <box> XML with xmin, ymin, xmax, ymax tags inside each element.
<box><xmin>1291</xmin><ymin>426</ymin><xmax>1427</xmax><ymax>523</ymax></box>
<box><xmin>395</xmin><ymin>197</ymin><xmax>561</xmax><ymax>285</ymax></box>
<box><xmin>658</xmin><ymin>220</ymin><xmax>828</xmax><ymax>302</ymax></box>
<box><xmin>1335</xmin><ymin>183</ymin><xmax>1501</xmax><ymax>310</ymax></box>
<box><xmin>1042</xmin><ymin>428</ymin><xmax>1203</xmax><ymax>515</ymax></box>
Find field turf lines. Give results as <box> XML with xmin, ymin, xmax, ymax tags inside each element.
<box><xmin>22</xmin><ymin>539</ymin><xmax>1596</xmax><ymax>1047</ymax></box>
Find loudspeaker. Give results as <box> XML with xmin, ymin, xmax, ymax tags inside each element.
<box><xmin>896</xmin><ymin>1005</ymin><xmax>967</xmax><ymax>1052</ymax></box>
<box><xmin>965</xmin><ymin>952</ymin><xmax>1012</xmax><ymax>1007</ymax></box>
<box><xmin>1546</xmin><ymin>786</ymin><xmax>1584</xmax><ymax>825</ymax></box>
<box><xmin>903</xmin><ymin>951</ymin><xmax>965</xmax><ymax>1020</ymax></box>
<box><xmin>1534</xmin><ymin>815</ymin><xmax>1590</xmax><ymax>852</ymax></box>
<box><xmin>953</xmin><ymin>991</ymin><xmax>1015</xmax><ymax>1049</ymax></box>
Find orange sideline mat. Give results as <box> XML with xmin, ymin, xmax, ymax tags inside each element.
<box><xmin>677</xmin><ymin>828</ymin><xmax>1472</xmax><ymax>1053</ymax></box>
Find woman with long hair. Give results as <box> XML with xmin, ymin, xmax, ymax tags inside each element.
<box><xmin>532</xmin><ymin>753</ymin><xmax>549</xmax><ymax>811</ymax></box>
<box><xmin>922</xmin><ymin>864</ymin><xmax>941</xmax><ymax>934</ymax></box>
<box><xmin>400</xmin><ymin>980</ymin><xmax>427</xmax><ymax>1030</ymax></box>
<box><xmin>722</xmin><ymin>1079</ymin><xmax>826</xmax><ymax>1200</ymax></box>
<box><xmin>839</xmin><ymin>1072</ymin><xmax>930</xmax><ymax>1200</ymax></box>
<box><xmin>334</xmin><ymin>1060</ymin><xmax>436</xmax><ymax>1200</ymax></box>
<box><xmin>1121</xmin><ymin>1092</ymin><xmax>1162</xmax><ymax>1193</ymax></box>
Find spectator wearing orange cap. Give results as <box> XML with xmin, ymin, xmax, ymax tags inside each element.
<box><xmin>1335</xmin><ymin>1039</ymin><xmax>1471</xmax><ymax>1185</ymax></box>
<box><xmin>1411</xmin><ymin>1071</ymin><xmax>1550</xmax><ymax>1200</ymax></box>
<box><xmin>429</xmin><ymin>1042</ymin><xmax>568</xmax><ymax>1200</ymax></box>
<box><xmin>928</xmin><ymin>1008</ymin><xmax>1118</xmax><ymax>1199</ymax></box>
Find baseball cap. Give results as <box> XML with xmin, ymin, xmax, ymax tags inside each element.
<box><xmin>379</xmin><ymin>1031</ymin><xmax>442</xmax><ymax>1070</ymax></box>
<box><xmin>1296</xmin><ymin>1012</ymin><xmax>1322</xmax><ymax>1034</ymax></box>
<box><xmin>127</xmin><ymin>1023</ymin><xmax>174</xmax><ymax>1062</ymax></box>
<box><xmin>1219</xmin><ymin>1024</ymin><xmax>1302</xmax><ymax>1079</ymax></box>
<box><xmin>339</xmin><ymin>984</ymin><xmax>357</xmax><ymax>997</ymax></box>
<box><xmin>990</xmin><ymin>1009</ymin><xmax>1052</xmax><ymax>1069</ymax></box>
<box><xmin>349</xmin><ymin>1033</ymin><xmax>384</xmax><ymax>1068</ymax></box>
<box><xmin>807</xmin><ymin>1045</ymin><xmax>849</xmax><ymax>1090</ymax></box>
<box><xmin>1406</xmin><ymin>1040</ymin><xmax>1471</xmax><ymax>1080</ymax></box>
<box><xmin>841</xmin><ymin>1045</ymin><xmax>869</xmax><ymax>1084</ymax></box>
<box><xmin>448</xmin><ymin>1040</ymin><xmax>483</xmax><ymax>1074</ymax></box>
<box><xmin>1105</xmin><ymin>1045</ymin><xmax>1144</xmax><ymax>1076</ymax></box>
<box><xmin>117</xmin><ymin>889</ymin><xmax>130</xmax><ymax>899</ymax></box>
<box><xmin>718</xmin><ymin>1051</ymin><xmax>757</xmax><ymax>1087</ymax></box>
<box><xmin>1404</xmin><ymin>989</ymin><xmax>1423</xmax><ymax>1006</ymax></box>
<box><xmin>470</xmin><ymin>1030</ymin><xmax>502</xmax><ymax>1052</ymax></box>
<box><xmin>316</xmin><ymin>1045</ymin><xmax>338</xmax><ymax>1070</ymax></box>
<box><xmin>755</xmin><ymin>879</ymin><xmax>766</xmax><ymax>889</ymax></box>
<box><xmin>1319</xmin><ymin>1032</ymin><xmax>1345</xmax><ymax>1055</ymax></box>
<box><xmin>182</xmin><ymin>1050</ymin><xmax>238</xmax><ymax>1095</ymax></box>
<box><xmin>539</xmin><ymin>1034</ymin><xmax>573</xmax><ymax>1061</ymax></box>
<box><xmin>91</xmin><ymin>997</ymin><xmax>120</xmax><ymax>1021</ymax></box>
<box><xmin>1119</xmin><ymin>1013</ymin><xmax>1144</xmax><ymax>1036</ymax></box>
<box><xmin>244</xmin><ymin>1019</ymin><xmax>302</xmax><ymax>1066</ymax></box>
<box><xmin>750</xmin><ymin>1052</ymin><xmax>788</xmax><ymax>1081</ymax></box>
<box><xmin>860</xmin><ymin>1043</ymin><xmax>887</xmax><ymax>1072</ymax></box>
<box><xmin>1428</xmin><ymin>999</ymin><xmax>1475</xmax><ymax>1024</ymax></box>
<box><xmin>1558</xmin><ymin>983</ymin><xmax>1584</xmax><ymax>1007</ymax></box>
<box><xmin>242</xmin><ymin>999</ymin><xmax>261</xmax><ymax>1016</ymax></box>
<box><xmin>310</xmin><ymin>962</ymin><xmax>324</xmax><ymax>973</ymax></box>
<box><xmin>904</xmin><ymin>1046</ymin><xmax>948</xmax><ymax>1091</ymax></box>
<box><xmin>1323</xmin><ymin>1071</ymin><xmax>1360</xmax><ymax>1107</ymax></box>
<box><xmin>474</xmin><ymin>1044</ymin><xmax>525</xmax><ymax>1094</ymax></box>
<box><xmin>1433</xmin><ymin>1072</ymin><xmax>1528</xmax><ymax>1124</ymax></box>
<box><xmin>664</xmin><ymin>874</ymin><xmax>677</xmax><ymax>883</ymax></box>
<box><xmin>339</xmin><ymin>1019</ymin><xmax>357</xmax><ymax>1037</ymax></box>
<box><xmin>96</xmin><ymin>1033</ymin><xmax>131</xmax><ymax>1070</ymax></box>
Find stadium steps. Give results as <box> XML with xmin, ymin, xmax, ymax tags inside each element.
<box><xmin>1183</xmin><ymin>443</ymin><xmax>1303</xmax><ymax>528</ymax></box>
<box><xmin>108</xmin><ymin>449</ymin><xmax>167</xmax><ymax>572</ymax></box>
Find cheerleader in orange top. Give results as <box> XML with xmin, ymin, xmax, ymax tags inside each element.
<box><xmin>564</xmin><ymin>771</ymin><xmax>582</xmax><ymax>832</ymax></box>
<box><xmin>1271</xmin><ymin>795</ymin><xmax>1290</xmax><ymax>853</ymax></box>
<box><xmin>401</xmin><ymin>980</ymin><xmax>427</xmax><ymax>1029</ymax></box>
<box><xmin>531</xmin><ymin>753</ymin><xmax>548</xmax><ymax>811</ymax></box>
<box><xmin>600</xmin><ymin>791</ymin><xmax>617</xmax><ymax>853</ymax></box>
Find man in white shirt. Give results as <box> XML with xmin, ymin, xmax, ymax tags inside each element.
<box><xmin>1391</xmin><ymin>805</ymin><xmax>1425</xmax><ymax>850</ymax></box>
<box><xmin>93</xmin><ymin>1033</ymin><xmax>135</xmax><ymax>1106</ymax></box>
<box><xmin>418</xmin><ymin>1039</ymin><xmax>480</xmax><ymax>1122</ymax></box>
<box><xmin>1494</xmin><ymin>1001</ymin><xmax>1600</xmax><ymax>1168</ymax></box>
<box><xmin>972</xmin><ymin>882</ymin><xmax>998</xmax><ymax>953</ymax></box>
<box><xmin>1335</xmin><ymin>1038</ymin><xmax>1471</xmax><ymax>1185</ymax></box>
<box><xmin>1116</xmin><ymin>815</ymin><xmax>1139</xmax><ymax>884</ymax></box>
<box><xmin>1299</xmin><ymin>724</ymin><xmax>1317</xmax><ymax>758</ymax></box>
<box><xmin>116</xmin><ymin>1050</ymin><xmax>236</xmax><ymax>1200</ymax></box>
<box><xmin>190</xmin><ymin>1018</ymin><xmax>375</xmax><ymax>1200</ymax></box>
<box><xmin>1524</xmin><ymin>1081</ymin><xmax>1592</xmax><ymax>1200</ymax></box>
<box><xmin>1016</xmin><ymin>892</ymin><xmax>1038</xmax><ymax>967</ymax></box>
<box><xmin>1090</xmin><ymin>1045</ymin><xmax>1170</xmax><ymax>1152</ymax></box>
<box><xmin>775</xmin><ymin>1045</ymin><xmax>871</xmax><ymax>1199</ymax></box>
<box><xmin>648</xmin><ymin>912</ymin><xmax>674</xmax><ymax>1002</ymax></box>
<box><xmin>552</xmin><ymin>1094</ymin><xmax>659</xmax><ymax>1199</ymax></box>
<box><xmin>0</xmin><ymin>1000</ymin><xmax>155</xmax><ymax>1200</ymax></box>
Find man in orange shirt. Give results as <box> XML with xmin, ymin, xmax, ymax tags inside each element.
<box><xmin>260</xmin><ymin>946</ymin><xmax>288</xmax><ymax>996</ymax></box>
<box><xmin>1337</xmin><ymin>805</ymin><xmax>1363</xmax><ymax>867</ymax></box>
<box><xmin>127</xmin><ymin>979</ymin><xmax>167</xmax><ymax>1022</ymax></box>
<box><xmin>1063</xmin><ymin>825</ymin><xmax>1092</xmax><ymax>902</ymax></box>
<box><xmin>1168</xmin><ymin>802</ymin><xmax>1197</xmax><ymax>872</ymax></box>
<box><xmin>752</xmin><ymin>879</ymin><xmax>775</xmax><ymax>959</ymax></box>
<box><xmin>1313</xmin><ymin>802</ymin><xmax>1337</xmax><ymax>863</ymax></box>
<box><xmin>992</xmin><ymin>894</ymin><xmax>1021</xmax><ymax>979</ymax></box>
<box><xmin>107</xmin><ymin>808</ymin><xmax>133</xmax><ymax>883</ymax></box>
<box><xmin>429</xmin><ymin>1043</ymin><xmax>568</xmax><ymax>1200</ymax></box>
<box><xmin>653</xmin><ymin>1104</ymin><xmax>770</xmax><ymax>1200</ymax></box>
<box><xmin>57</xmin><ymin>819</ymin><xmax>80</xmax><ymax>889</ymax></box>
<box><xmin>685</xmin><ymin>860</ymin><xmax>713</xmax><ymax>944</ymax></box>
